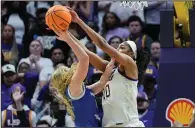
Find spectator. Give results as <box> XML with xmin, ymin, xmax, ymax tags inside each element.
<box><xmin>138</xmin><ymin>66</ymin><xmax>158</xmax><ymax>110</ymax></box>
<box><xmin>102</xmin><ymin>12</ymin><xmax>130</xmax><ymax>41</ymax></box>
<box><xmin>66</xmin><ymin>1</ymin><xmax>93</xmax><ymax>23</ymax></box>
<box><xmin>98</xmin><ymin>1</ymin><xmax>112</xmax><ymax>32</ymax></box>
<box><xmin>85</xmin><ymin>42</ymin><xmax>99</xmax><ymax>80</ymax></box>
<box><xmin>1</xmin><ymin>1</ymin><xmax>35</xmax><ymax>45</ymax></box>
<box><xmin>145</xmin><ymin>2</ymin><xmax>173</xmax><ymax>40</ymax></box>
<box><xmin>149</xmin><ymin>41</ymin><xmax>161</xmax><ymax>69</ymax></box>
<box><xmin>39</xmin><ymin>47</ymin><xmax>65</xmax><ymax>88</ymax></box>
<box><xmin>23</xmin><ymin>7</ymin><xmax>70</xmax><ymax>58</ymax></box>
<box><xmin>1</xmin><ymin>64</ymin><xmax>17</xmax><ymax>110</ymax></box>
<box><xmin>17</xmin><ymin>59</ymin><xmax>39</xmax><ymax>108</ymax></box>
<box><xmin>19</xmin><ymin>40</ymin><xmax>53</xmax><ymax>72</ymax></box>
<box><xmin>2</xmin><ymin>83</ymin><xmax>36</xmax><ymax>127</ymax></box>
<box><xmin>137</xmin><ymin>91</ymin><xmax>154</xmax><ymax>127</ymax></box>
<box><xmin>104</xmin><ymin>36</ymin><xmax>123</xmax><ymax>61</ymax></box>
<box><xmin>109</xmin><ymin>1</ymin><xmax>145</xmax><ymax>25</ymax></box>
<box><xmin>26</xmin><ymin>1</ymin><xmax>60</xmax><ymax>17</ymax></box>
<box><xmin>1</xmin><ymin>24</ymin><xmax>20</xmax><ymax>66</ymax></box>
<box><xmin>126</xmin><ymin>15</ymin><xmax>153</xmax><ymax>51</ymax></box>
<box><xmin>67</xmin><ymin>49</ymin><xmax>77</xmax><ymax>67</ymax></box>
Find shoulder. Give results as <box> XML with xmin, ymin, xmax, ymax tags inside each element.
<box><xmin>67</xmin><ymin>84</ymin><xmax>86</xmax><ymax>100</ymax></box>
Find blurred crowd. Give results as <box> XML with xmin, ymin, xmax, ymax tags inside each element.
<box><xmin>1</xmin><ymin>1</ymin><xmax>173</xmax><ymax>127</ymax></box>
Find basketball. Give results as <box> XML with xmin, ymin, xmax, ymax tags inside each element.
<box><xmin>45</xmin><ymin>5</ymin><xmax>72</xmax><ymax>31</ymax></box>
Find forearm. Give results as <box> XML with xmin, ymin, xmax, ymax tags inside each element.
<box><xmin>65</xmin><ymin>35</ymin><xmax>88</xmax><ymax>61</ymax></box>
<box><xmin>77</xmin><ymin>18</ymin><xmax>108</xmax><ymax>49</ymax></box>
<box><xmin>69</xmin><ymin>32</ymin><xmax>108</xmax><ymax>72</ymax></box>
<box><xmin>88</xmin><ymin>72</ymin><xmax>110</xmax><ymax>94</ymax></box>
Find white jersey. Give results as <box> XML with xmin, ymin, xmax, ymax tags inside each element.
<box><xmin>102</xmin><ymin>68</ymin><xmax>144</xmax><ymax>127</ymax></box>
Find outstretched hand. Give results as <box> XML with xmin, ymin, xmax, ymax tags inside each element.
<box><xmin>65</xmin><ymin>6</ymin><xmax>80</xmax><ymax>23</ymax></box>
<box><xmin>54</xmin><ymin>30</ymin><xmax>70</xmax><ymax>42</ymax></box>
<box><xmin>104</xmin><ymin>58</ymin><xmax>115</xmax><ymax>76</ymax></box>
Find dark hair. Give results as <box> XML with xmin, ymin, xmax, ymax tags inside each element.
<box><xmin>136</xmin><ymin>47</ymin><xmax>150</xmax><ymax>85</ymax></box>
<box><xmin>36</xmin><ymin>8</ymin><xmax>48</xmax><ymax>17</ymax></box>
<box><xmin>127</xmin><ymin>15</ymin><xmax>144</xmax><ymax>29</ymax></box>
<box><xmin>36</xmin><ymin>120</ymin><xmax>51</xmax><ymax>127</ymax></box>
<box><xmin>53</xmin><ymin>60</ymin><xmax>66</xmax><ymax>67</ymax></box>
<box><xmin>85</xmin><ymin>42</ymin><xmax>97</xmax><ymax>53</ymax></box>
<box><xmin>50</xmin><ymin>46</ymin><xmax>64</xmax><ymax>55</ymax></box>
<box><xmin>108</xmin><ymin>36</ymin><xmax>123</xmax><ymax>45</ymax></box>
<box><xmin>102</xmin><ymin>12</ymin><xmax>121</xmax><ymax>34</ymax></box>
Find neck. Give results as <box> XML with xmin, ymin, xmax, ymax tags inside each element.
<box><xmin>3</xmin><ymin>39</ymin><xmax>13</xmax><ymax>44</ymax></box>
<box><xmin>130</xmin><ymin>33</ymin><xmax>142</xmax><ymax>38</ymax></box>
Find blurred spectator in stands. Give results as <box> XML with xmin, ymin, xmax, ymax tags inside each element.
<box><xmin>109</xmin><ymin>1</ymin><xmax>145</xmax><ymax>26</ymax></box>
<box><xmin>39</xmin><ymin>47</ymin><xmax>65</xmax><ymax>88</ymax></box>
<box><xmin>23</xmin><ymin>8</ymin><xmax>70</xmax><ymax>59</ymax></box>
<box><xmin>2</xmin><ymin>83</ymin><xmax>36</xmax><ymax>127</ymax></box>
<box><xmin>67</xmin><ymin>49</ymin><xmax>77</xmax><ymax>67</ymax></box>
<box><xmin>98</xmin><ymin>1</ymin><xmax>112</xmax><ymax>32</ymax></box>
<box><xmin>149</xmin><ymin>41</ymin><xmax>161</xmax><ymax>70</ymax></box>
<box><xmin>1</xmin><ymin>64</ymin><xmax>17</xmax><ymax>110</ymax></box>
<box><xmin>127</xmin><ymin>16</ymin><xmax>153</xmax><ymax>51</ymax></box>
<box><xmin>102</xmin><ymin>12</ymin><xmax>130</xmax><ymax>41</ymax></box>
<box><xmin>137</xmin><ymin>91</ymin><xmax>154</xmax><ymax>127</ymax></box>
<box><xmin>66</xmin><ymin>1</ymin><xmax>93</xmax><ymax>23</ymax></box>
<box><xmin>104</xmin><ymin>36</ymin><xmax>123</xmax><ymax>61</ymax></box>
<box><xmin>1</xmin><ymin>1</ymin><xmax>8</xmax><ymax>16</ymax></box>
<box><xmin>85</xmin><ymin>42</ymin><xmax>99</xmax><ymax>80</ymax></box>
<box><xmin>2</xmin><ymin>24</ymin><xmax>21</xmax><ymax>66</ymax></box>
<box><xmin>17</xmin><ymin>59</ymin><xmax>39</xmax><ymax>108</ymax></box>
<box><xmin>139</xmin><ymin>66</ymin><xmax>158</xmax><ymax>110</ymax></box>
<box><xmin>26</xmin><ymin>1</ymin><xmax>60</xmax><ymax>17</ymax></box>
<box><xmin>1</xmin><ymin>2</ymin><xmax>35</xmax><ymax>46</ymax></box>
<box><xmin>19</xmin><ymin>40</ymin><xmax>53</xmax><ymax>72</ymax></box>
<box><xmin>145</xmin><ymin>2</ymin><xmax>173</xmax><ymax>40</ymax></box>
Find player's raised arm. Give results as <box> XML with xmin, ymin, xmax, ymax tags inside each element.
<box><xmin>68</xmin><ymin>31</ymin><xmax>109</xmax><ymax>72</ymax></box>
<box><xmin>87</xmin><ymin>58</ymin><xmax>115</xmax><ymax>95</ymax></box>
<box><xmin>54</xmin><ymin>31</ymin><xmax>88</xmax><ymax>96</ymax></box>
<box><xmin>67</xmin><ymin>7</ymin><xmax>135</xmax><ymax>68</ymax></box>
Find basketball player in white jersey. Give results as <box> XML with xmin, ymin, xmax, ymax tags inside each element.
<box><xmin>65</xmin><ymin>7</ymin><xmax>145</xmax><ymax>127</ymax></box>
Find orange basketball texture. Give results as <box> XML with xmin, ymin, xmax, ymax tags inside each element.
<box><xmin>45</xmin><ymin>5</ymin><xmax>72</xmax><ymax>31</ymax></box>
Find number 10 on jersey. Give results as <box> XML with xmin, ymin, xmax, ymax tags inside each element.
<box><xmin>103</xmin><ymin>84</ymin><xmax>111</xmax><ymax>100</ymax></box>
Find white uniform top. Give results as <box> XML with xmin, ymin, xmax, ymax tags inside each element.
<box><xmin>102</xmin><ymin>68</ymin><xmax>144</xmax><ymax>127</ymax></box>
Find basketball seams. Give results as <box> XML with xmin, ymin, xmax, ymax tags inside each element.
<box><xmin>53</xmin><ymin>10</ymin><xmax>70</xmax><ymax>25</ymax></box>
<box><xmin>46</xmin><ymin>10</ymin><xmax>67</xmax><ymax>17</ymax></box>
<box><xmin>51</xmin><ymin>6</ymin><xmax>64</xmax><ymax>31</ymax></box>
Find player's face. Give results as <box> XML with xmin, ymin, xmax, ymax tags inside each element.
<box><xmin>117</xmin><ymin>42</ymin><xmax>134</xmax><ymax>57</ymax></box>
<box><xmin>110</xmin><ymin>38</ymin><xmax>122</xmax><ymax>49</ymax></box>
<box><xmin>151</xmin><ymin>42</ymin><xmax>161</xmax><ymax>59</ymax></box>
<box><xmin>29</xmin><ymin>40</ymin><xmax>42</xmax><ymax>55</ymax></box>
<box><xmin>129</xmin><ymin>21</ymin><xmax>142</xmax><ymax>35</ymax></box>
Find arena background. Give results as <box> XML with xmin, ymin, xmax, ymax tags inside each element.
<box><xmin>1</xmin><ymin>1</ymin><xmax>195</xmax><ymax>127</ymax></box>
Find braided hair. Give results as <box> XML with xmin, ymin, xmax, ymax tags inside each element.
<box><xmin>136</xmin><ymin>47</ymin><xmax>150</xmax><ymax>85</ymax></box>
<box><xmin>50</xmin><ymin>63</ymin><xmax>77</xmax><ymax>120</ymax></box>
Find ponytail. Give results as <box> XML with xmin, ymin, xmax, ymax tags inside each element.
<box><xmin>136</xmin><ymin>47</ymin><xmax>150</xmax><ymax>85</ymax></box>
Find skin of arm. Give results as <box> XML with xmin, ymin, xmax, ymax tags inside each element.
<box><xmin>87</xmin><ymin>59</ymin><xmax>115</xmax><ymax>95</ymax></box>
<box><xmin>69</xmin><ymin>31</ymin><xmax>109</xmax><ymax>72</ymax></box>
<box><xmin>56</xmin><ymin>31</ymin><xmax>89</xmax><ymax>97</ymax></box>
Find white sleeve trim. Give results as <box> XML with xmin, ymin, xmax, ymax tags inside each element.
<box><xmin>67</xmin><ymin>84</ymin><xmax>85</xmax><ymax>100</ymax></box>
